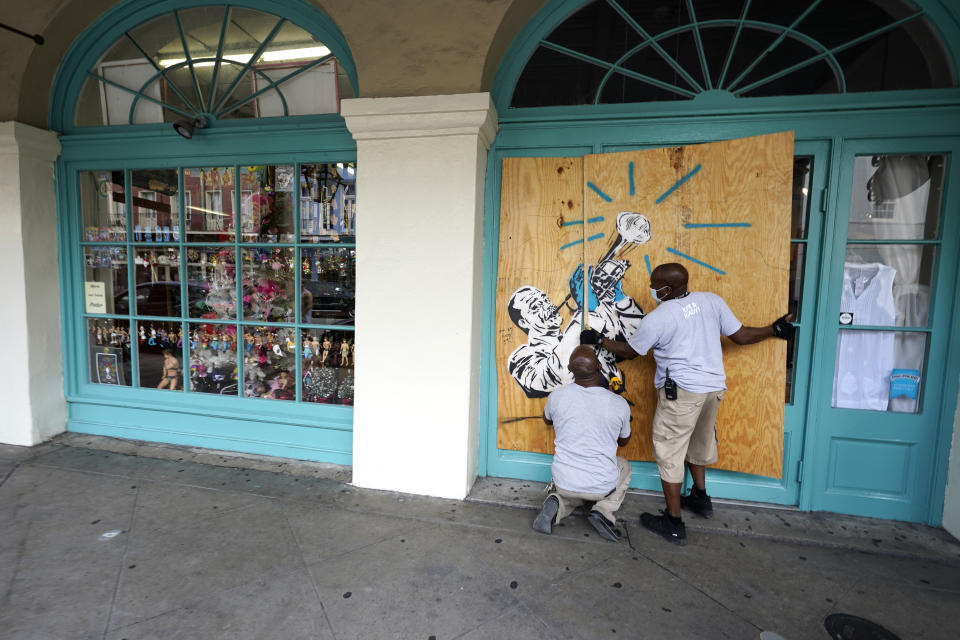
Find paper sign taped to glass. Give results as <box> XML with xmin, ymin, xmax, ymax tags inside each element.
<box><xmin>890</xmin><ymin>369</ymin><xmax>920</xmax><ymax>400</ymax></box>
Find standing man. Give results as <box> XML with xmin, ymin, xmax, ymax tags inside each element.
<box><xmin>533</xmin><ymin>345</ymin><xmax>632</xmax><ymax>542</ymax></box>
<box><xmin>581</xmin><ymin>263</ymin><xmax>794</xmax><ymax>545</ymax></box>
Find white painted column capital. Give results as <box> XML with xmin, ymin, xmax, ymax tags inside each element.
<box><xmin>343</xmin><ymin>94</ymin><xmax>497</xmax><ymax>499</ymax></box>
<box><xmin>341</xmin><ymin>92</ymin><xmax>498</xmax><ymax>147</ymax></box>
<box><xmin>0</xmin><ymin>121</ymin><xmax>61</xmax><ymax>161</ymax></box>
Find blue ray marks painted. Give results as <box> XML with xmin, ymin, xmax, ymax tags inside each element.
<box><xmin>561</xmin><ymin>216</ymin><xmax>605</xmax><ymax>227</ymax></box>
<box><xmin>587</xmin><ymin>181</ymin><xmax>612</xmax><ymax>202</ymax></box>
<box><xmin>656</xmin><ymin>164</ymin><xmax>702</xmax><ymax>204</ymax></box>
<box><xmin>644</xmin><ymin>254</ymin><xmax>652</xmax><ymax>276</ymax></box>
<box><xmin>560</xmin><ymin>234</ymin><xmax>606</xmax><ymax>250</ymax></box>
<box><xmin>666</xmin><ymin>247</ymin><xmax>726</xmax><ymax>275</ymax></box>
<box><xmin>628</xmin><ymin>162</ymin><xmax>635</xmax><ymax>196</ymax></box>
<box><xmin>684</xmin><ymin>222</ymin><xmax>752</xmax><ymax>228</ymax></box>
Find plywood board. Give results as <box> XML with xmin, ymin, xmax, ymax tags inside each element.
<box><xmin>496</xmin><ymin>132</ymin><xmax>793</xmax><ymax>478</ymax></box>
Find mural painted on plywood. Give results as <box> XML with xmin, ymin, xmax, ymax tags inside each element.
<box><xmin>496</xmin><ymin>132</ymin><xmax>793</xmax><ymax>478</ymax></box>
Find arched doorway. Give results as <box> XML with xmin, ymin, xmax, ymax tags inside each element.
<box><xmin>482</xmin><ymin>0</ymin><xmax>960</xmax><ymax>523</ymax></box>
<box><xmin>52</xmin><ymin>0</ymin><xmax>360</xmax><ymax>463</ymax></box>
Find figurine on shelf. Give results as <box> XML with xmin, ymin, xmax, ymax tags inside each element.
<box><xmin>157</xmin><ymin>349</ymin><xmax>181</xmax><ymax>390</ymax></box>
<box><xmin>340</xmin><ymin>339</ymin><xmax>350</xmax><ymax>367</ymax></box>
<box><xmin>321</xmin><ymin>335</ymin><xmax>332</xmax><ymax>367</ymax></box>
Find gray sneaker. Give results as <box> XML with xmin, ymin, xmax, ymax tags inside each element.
<box><xmin>533</xmin><ymin>496</ymin><xmax>559</xmax><ymax>534</ymax></box>
<box><xmin>587</xmin><ymin>511</ymin><xmax>621</xmax><ymax>542</ymax></box>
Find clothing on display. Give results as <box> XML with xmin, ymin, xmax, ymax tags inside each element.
<box><xmin>832</xmin><ymin>262</ymin><xmax>897</xmax><ymax>410</ymax></box>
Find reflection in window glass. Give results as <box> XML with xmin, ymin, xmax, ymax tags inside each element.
<box><xmin>832</xmin><ymin>330</ymin><xmax>925</xmax><ymax>414</ymax></box>
<box><xmin>301</xmin><ymin>247</ymin><xmax>355</xmax><ymax>325</ymax></box>
<box><xmin>131</xmin><ymin>169</ymin><xmax>179</xmax><ymax>242</ymax></box>
<box><xmin>240</xmin><ymin>165</ymin><xmax>295</xmax><ymax>242</ymax></box>
<box><xmin>242</xmin><ymin>326</ymin><xmax>296</xmax><ymax>399</ymax></box>
<box><xmin>187</xmin><ymin>247</ymin><xmax>236</xmax><ymax>319</ymax></box>
<box><xmin>85</xmin><ymin>246</ymin><xmax>129</xmax><ymax>315</ymax></box>
<box><xmin>299</xmin><ymin>163</ymin><xmax>356</xmax><ymax>243</ymax></box>
<box><xmin>188</xmin><ymin>322</ymin><xmax>238</xmax><ymax>395</ymax></box>
<box><xmin>80</xmin><ymin>171</ymin><xmax>126</xmax><ymax>241</ymax></box>
<box><xmin>301</xmin><ymin>329</ymin><xmax>354</xmax><ymax>404</ymax></box>
<box><xmin>241</xmin><ymin>248</ymin><xmax>295</xmax><ymax>322</ymax></box>
<box><xmin>848</xmin><ymin>155</ymin><xmax>944</xmax><ymax>241</ymax></box>
<box><xmin>184</xmin><ymin>167</ymin><xmax>235</xmax><ymax>242</ymax></box>
<box><xmin>134</xmin><ymin>247</ymin><xmax>181</xmax><ymax>317</ymax></box>
<box><xmin>137</xmin><ymin>320</ymin><xmax>183</xmax><ymax>390</ymax></box>
<box><xmin>88</xmin><ymin>319</ymin><xmax>132</xmax><ymax>385</ymax></box>
<box><xmin>792</xmin><ymin>157</ymin><xmax>812</xmax><ymax>240</ymax></box>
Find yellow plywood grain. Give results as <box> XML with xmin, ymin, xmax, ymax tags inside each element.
<box><xmin>496</xmin><ymin>133</ymin><xmax>793</xmax><ymax>478</ymax></box>
<box><xmin>496</xmin><ymin>156</ymin><xmax>584</xmax><ymax>454</ymax></box>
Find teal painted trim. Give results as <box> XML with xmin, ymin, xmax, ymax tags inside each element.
<box><xmin>491</xmin><ymin>0</ymin><xmax>960</xmax><ymax>112</ymax></box>
<box><xmin>206</xmin><ymin>6</ymin><xmax>231</xmax><ymax>112</ymax></box>
<box><xmin>217</xmin><ymin>55</ymin><xmax>333</xmax><ymax>119</ymax></box>
<box><xmin>684</xmin><ymin>0</ymin><xmax>712</xmax><ymax>90</ymax></box>
<box><xmin>927</xmin><ymin>150</ymin><xmax>960</xmax><ymax>525</ymax></box>
<box><xmin>803</xmin><ymin>136</ymin><xmax>960</xmax><ymax>523</ymax></box>
<box><xmin>717</xmin><ymin>0</ymin><xmax>751</xmax><ymax>88</ymax></box>
<box><xmin>68</xmin><ymin>402</ymin><xmax>352</xmax><ymax>465</ymax></box>
<box><xmin>173</xmin><ymin>9</ymin><xmax>205</xmax><ymax>111</ymax></box>
<box><xmin>49</xmin><ymin>0</ymin><xmax>358</xmax><ymax>133</ymax></box>
<box><xmin>212</xmin><ymin>17</ymin><xmax>287</xmax><ymax>114</ymax></box>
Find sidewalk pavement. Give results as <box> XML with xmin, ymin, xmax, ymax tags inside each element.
<box><xmin>1</xmin><ymin>434</ymin><xmax>958</xmax><ymax>640</ymax></box>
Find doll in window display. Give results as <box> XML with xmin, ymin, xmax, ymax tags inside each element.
<box><xmin>321</xmin><ymin>335</ymin><xmax>332</xmax><ymax>366</ymax></box>
<box><xmin>262</xmin><ymin>370</ymin><xmax>295</xmax><ymax>400</ymax></box>
<box><xmin>340</xmin><ymin>339</ymin><xmax>350</xmax><ymax>367</ymax></box>
<box><xmin>157</xmin><ymin>349</ymin><xmax>181</xmax><ymax>390</ymax></box>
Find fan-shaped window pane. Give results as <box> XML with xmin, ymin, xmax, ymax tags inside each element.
<box><xmin>75</xmin><ymin>5</ymin><xmax>353</xmax><ymax>127</ymax></box>
<box><xmin>511</xmin><ymin>0</ymin><xmax>956</xmax><ymax>108</ymax></box>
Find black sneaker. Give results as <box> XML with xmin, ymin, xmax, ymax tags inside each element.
<box><xmin>680</xmin><ymin>490</ymin><xmax>713</xmax><ymax>518</ymax></box>
<box><xmin>533</xmin><ymin>496</ymin><xmax>559</xmax><ymax>534</ymax></box>
<box><xmin>640</xmin><ymin>511</ymin><xmax>687</xmax><ymax>545</ymax></box>
<box><xmin>587</xmin><ymin>511</ymin><xmax>621</xmax><ymax>542</ymax></box>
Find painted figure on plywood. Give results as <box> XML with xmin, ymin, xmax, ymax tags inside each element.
<box><xmin>507</xmin><ymin>211</ymin><xmax>651</xmax><ymax>398</ymax></box>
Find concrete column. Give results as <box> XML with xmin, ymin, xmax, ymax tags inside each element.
<box><xmin>342</xmin><ymin>94</ymin><xmax>497</xmax><ymax>499</ymax></box>
<box><xmin>0</xmin><ymin>122</ymin><xmax>65</xmax><ymax>446</ymax></box>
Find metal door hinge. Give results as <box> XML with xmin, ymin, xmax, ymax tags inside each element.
<box><xmin>796</xmin><ymin>459</ymin><xmax>804</xmax><ymax>484</ymax></box>
<box><xmin>819</xmin><ymin>187</ymin><xmax>828</xmax><ymax>212</ymax></box>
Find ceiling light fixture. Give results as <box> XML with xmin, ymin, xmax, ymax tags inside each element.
<box><xmin>159</xmin><ymin>45</ymin><xmax>331</xmax><ymax>68</ymax></box>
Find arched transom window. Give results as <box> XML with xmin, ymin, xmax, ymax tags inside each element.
<box><xmin>76</xmin><ymin>4</ymin><xmax>356</xmax><ymax>126</ymax></box>
<box><xmin>512</xmin><ymin>0</ymin><xmax>956</xmax><ymax>108</ymax></box>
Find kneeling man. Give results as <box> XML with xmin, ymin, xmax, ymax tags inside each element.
<box><xmin>533</xmin><ymin>345</ymin><xmax>632</xmax><ymax>542</ymax></box>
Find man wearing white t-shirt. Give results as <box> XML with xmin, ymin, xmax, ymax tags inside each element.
<box><xmin>581</xmin><ymin>263</ymin><xmax>793</xmax><ymax>545</ymax></box>
<box><xmin>534</xmin><ymin>346</ymin><xmax>632</xmax><ymax>542</ymax></box>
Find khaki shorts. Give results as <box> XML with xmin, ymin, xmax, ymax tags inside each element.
<box><xmin>651</xmin><ymin>386</ymin><xmax>723</xmax><ymax>483</ymax></box>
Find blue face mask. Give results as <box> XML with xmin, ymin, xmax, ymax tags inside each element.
<box><xmin>650</xmin><ymin>285</ymin><xmax>669</xmax><ymax>302</ymax></box>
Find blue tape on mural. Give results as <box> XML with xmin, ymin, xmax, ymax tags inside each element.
<box><xmin>890</xmin><ymin>369</ymin><xmax>920</xmax><ymax>400</ymax></box>
<box><xmin>587</xmin><ymin>181</ymin><xmax>612</xmax><ymax>202</ymax></box>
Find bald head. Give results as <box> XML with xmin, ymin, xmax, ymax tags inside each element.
<box><xmin>568</xmin><ymin>345</ymin><xmax>601</xmax><ymax>385</ymax></box>
<box><xmin>651</xmin><ymin>262</ymin><xmax>688</xmax><ymax>300</ymax></box>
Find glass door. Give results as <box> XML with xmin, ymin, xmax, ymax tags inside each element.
<box><xmin>806</xmin><ymin>139</ymin><xmax>960</xmax><ymax>522</ymax></box>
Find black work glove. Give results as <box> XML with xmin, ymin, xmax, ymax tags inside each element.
<box><xmin>580</xmin><ymin>329</ymin><xmax>604</xmax><ymax>345</ymax></box>
<box><xmin>771</xmin><ymin>314</ymin><xmax>795</xmax><ymax>340</ymax></box>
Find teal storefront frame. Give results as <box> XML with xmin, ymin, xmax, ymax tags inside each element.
<box><xmin>479</xmin><ymin>0</ymin><xmax>960</xmax><ymax>524</ymax></box>
<box><xmin>52</xmin><ymin>0</ymin><xmax>358</xmax><ymax>464</ymax></box>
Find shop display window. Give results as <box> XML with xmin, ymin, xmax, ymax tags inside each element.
<box><xmin>131</xmin><ymin>169</ymin><xmax>179</xmax><ymax>242</ymax></box>
<box><xmin>80</xmin><ymin>164</ymin><xmax>357</xmax><ymax>404</ymax></box>
<box><xmin>88</xmin><ymin>319</ymin><xmax>132</xmax><ymax>385</ymax></box>
<box><xmin>241</xmin><ymin>248</ymin><xmax>296</xmax><ymax>322</ymax></box>
<box><xmin>137</xmin><ymin>321</ymin><xmax>183</xmax><ymax>390</ymax></box>
<box><xmin>80</xmin><ymin>171</ymin><xmax>126</xmax><ymax>242</ymax></box>
<box><xmin>134</xmin><ymin>247</ymin><xmax>181</xmax><ymax>317</ymax></box>
<box><xmin>242</xmin><ymin>326</ymin><xmax>297</xmax><ymax>399</ymax></box>
<box><xmin>301</xmin><ymin>247</ymin><xmax>355</xmax><ymax>325</ymax></box>
<box><xmin>188</xmin><ymin>322</ymin><xmax>238</xmax><ymax>395</ymax></box>
<box><xmin>299</xmin><ymin>163</ymin><xmax>356</xmax><ymax>243</ymax></box>
<box><xmin>184</xmin><ymin>167</ymin><xmax>235</xmax><ymax>242</ymax></box>
<box><xmin>240</xmin><ymin>165</ymin><xmax>295</xmax><ymax>243</ymax></box>
<box><xmin>301</xmin><ymin>329</ymin><xmax>354</xmax><ymax>405</ymax></box>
